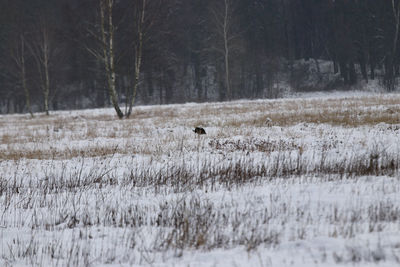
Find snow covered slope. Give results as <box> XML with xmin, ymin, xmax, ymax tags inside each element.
<box><xmin>1</xmin><ymin>92</ymin><xmax>400</xmax><ymax>266</ymax></box>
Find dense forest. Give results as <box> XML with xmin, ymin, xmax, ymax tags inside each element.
<box><xmin>1</xmin><ymin>0</ymin><xmax>400</xmax><ymax>115</ymax></box>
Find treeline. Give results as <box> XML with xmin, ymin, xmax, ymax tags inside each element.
<box><xmin>1</xmin><ymin>0</ymin><xmax>400</xmax><ymax>115</ymax></box>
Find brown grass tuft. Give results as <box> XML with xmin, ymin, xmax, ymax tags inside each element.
<box><xmin>0</xmin><ymin>94</ymin><xmax>399</xmax><ymax>160</ymax></box>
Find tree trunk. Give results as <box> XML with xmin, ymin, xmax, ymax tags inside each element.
<box><xmin>43</xmin><ymin>36</ymin><xmax>50</xmax><ymax>116</ymax></box>
<box><xmin>223</xmin><ymin>0</ymin><xmax>231</xmax><ymax>100</ymax></box>
<box><xmin>339</xmin><ymin>60</ymin><xmax>348</xmax><ymax>84</ymax></box>
<box><xmin>333</xmin><ymin>58</ymin><xmax>339</xmax><ymax>74</ymax></box>
<box><xmin>19</xmin><ymin>35</ymin><xmax>33</xmax><ymax>117</ymax></box>
<box><xmin>127</xmin><ymin>0</ymin><xmax>146</xmax><ymax>118</ymax></box>
<box><xmin>194</xmin><ymin>56</ymin><xmax>202</xmax><ymax>101</ymax></box>
<box><xmin>27</xmin><ymin>20</ymin><xmax>52</xmax><ymax>116</ymax></box>
<box><xmin>385</xmin><ymin>58</ymin><xmax>395</xmax><ymax>91</ymax></box>
<box><xmin>359</xmin><ymin>55</ymin><xmax>368</xmax><ymax>82</ymax></box>
<box><xmin>370</xmin><ymin>63</ymin><xmax>375</xmax><ymax>80</ymax></box>
<box><xmin>385</xmin><ymin>0</ymin><xmax>400</xmax><ymax>91</ymax></box>
<box><xmin>101</xmin><ymin>0</ymin><xmax>123</xmax><ymax>118</ymax></box>
<box><xmin>349</xmin><ymin>61</ymin><xmax>357</xmax><ymax>85</ymax></box>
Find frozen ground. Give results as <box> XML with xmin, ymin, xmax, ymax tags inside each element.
<box><xmin>1</xmin><ymin>92</ymin><xmax>400</xmax><ymax>266</ymax></box>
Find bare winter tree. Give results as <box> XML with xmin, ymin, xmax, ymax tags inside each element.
<box><xmin>127</xmin><ymin>0</ymin><xmax>146</xmax><ymax>118</ymax></box>
<box><xmin>392</xmin><ymin>0</ymin><xmax>400</xmax><ymax>59</ymax></box>
<box><xmin>10</xmin><ymin>34</ymin><xmax>33</xmax><ymax>117</ymax></box>
<box><xmin>87</xmin><ymin>0</ymin><xmax>124</xmax><ymax>118</ymax></box>
<box><xmin>210</xmin><ymin>0</ymin><xmax>240</xmax><ymax>100</ymax></box>
<box><xmin>87</xmin><ymin>0</ymin><xmax>158</xmax><ymax>118</ymax></box>
<box><xmin>28</xmin><ymin>19</ymin><xmax>53</xmax><ymax>116</ymax></box>
<box><xmin>100</xmin><ymin>0</ymin><xmax>124</xmax><ymax>118</ymax></box>
<box><xmin>385</xmin><ymin>0</ymin><xmax>400</xmax><ymax>91</ymax></box>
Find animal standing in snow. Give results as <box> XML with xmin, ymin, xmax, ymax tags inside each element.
<box><xmin>193</xmin><ymin>127</ymin><xmax>206</xmax><ymax>135</ymax></box>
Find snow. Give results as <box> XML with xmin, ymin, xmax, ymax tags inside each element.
<box><xmin>1</xmin><ymin>91</ymin><xmax>400</xmax><ymax>266</ymax></box>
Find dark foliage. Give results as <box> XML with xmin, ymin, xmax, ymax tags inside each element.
<box><xmin>1</xmin><ymin>0</ymin><xmax>400</xmax><ymax>114</ymax></box>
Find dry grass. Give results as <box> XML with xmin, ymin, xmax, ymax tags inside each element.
<box><xmin>0</xmin><ymin>146</ymin><xmax>122</xmax><ymax>160</ymax></box>
<box><xmin>1</xmin><ymin>94</ymin><xmax>400</xmax><ymax>266</ymax></box>
<box><xmin>1</xmin><ymin>133</ymin><xmax>12</xmax><ymax>144</ymax></box>
<box><xmin>0</xmin><ymin>94</ymin><xmax>399</xmax><ymax>160</ymax></box>
<box><xmin>215</xmin><ymin>96</ymin><xmax>400</xmax><ymax>127</ymax></box>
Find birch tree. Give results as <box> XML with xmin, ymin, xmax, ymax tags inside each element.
<box><xmin>210</xmin><ymin>0</ymin><xmax>239</xmax><ymax>100</ymax></box>
<box><xmin>87</xmin><ymin>0</ymin><xmax>155</xmax><ymax>118</ymax></box>
<box><xmin>28</xmin><ymin>19</ymin><xmax>53</xmax><ymax>116</ymax></box>
<box><xmin>385</xmin><ymin>0</ymin><xmax>400</xmax><ymax>91</ymax></box>
<box><xmin>127</xmin><ymin>0</ymin><xmax>146</xmax><ymax>118</ymax></box>
<box><xmin>222</xmin><ymin>0</ymin><xmax>232</xmax><ymax>100</ymax></box>
<box><xmin>100</xmin><ymin>0</ymin><xmax>124</xmax><ymax>118</ymax></box>
<box><xmin>87</xmin><ymin>0</ymin><xmax>124</xmax><ymax>118</ymax></box>
<box><xmin>11</xmin><ymin>34</ymin><xmax>33</xmax><ymax>117</ymax></box>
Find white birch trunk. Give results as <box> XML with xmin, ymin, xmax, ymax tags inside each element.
<box><xmin>16</xmin><ymin>35</ymin><xmax>33</xmax><ymax>117</ymax></box>
<box><xmin>223</xmin><ymin>0</ymin><xmax>231</xmax><ymax>100</ymax></box>
<box><xmin>101</xmin><ymin>0</ymin><xmax>123</xmax><ymax>118</ymax></box>
<box><xmin>127</xmin><ymin>0</ymin><xmax>146</xmax><ymax>117</ymax></box>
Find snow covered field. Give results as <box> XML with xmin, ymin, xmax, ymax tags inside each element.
<box><xmin>1</xmin><ymin>92</ymin><xmax>400</xmax><ymax>266</ymax></box>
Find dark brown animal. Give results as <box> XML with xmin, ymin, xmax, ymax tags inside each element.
<box><xmin>193</xmin><ymin>127</ymin><xmax>206</xmax><ymax>135</ymax></box>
